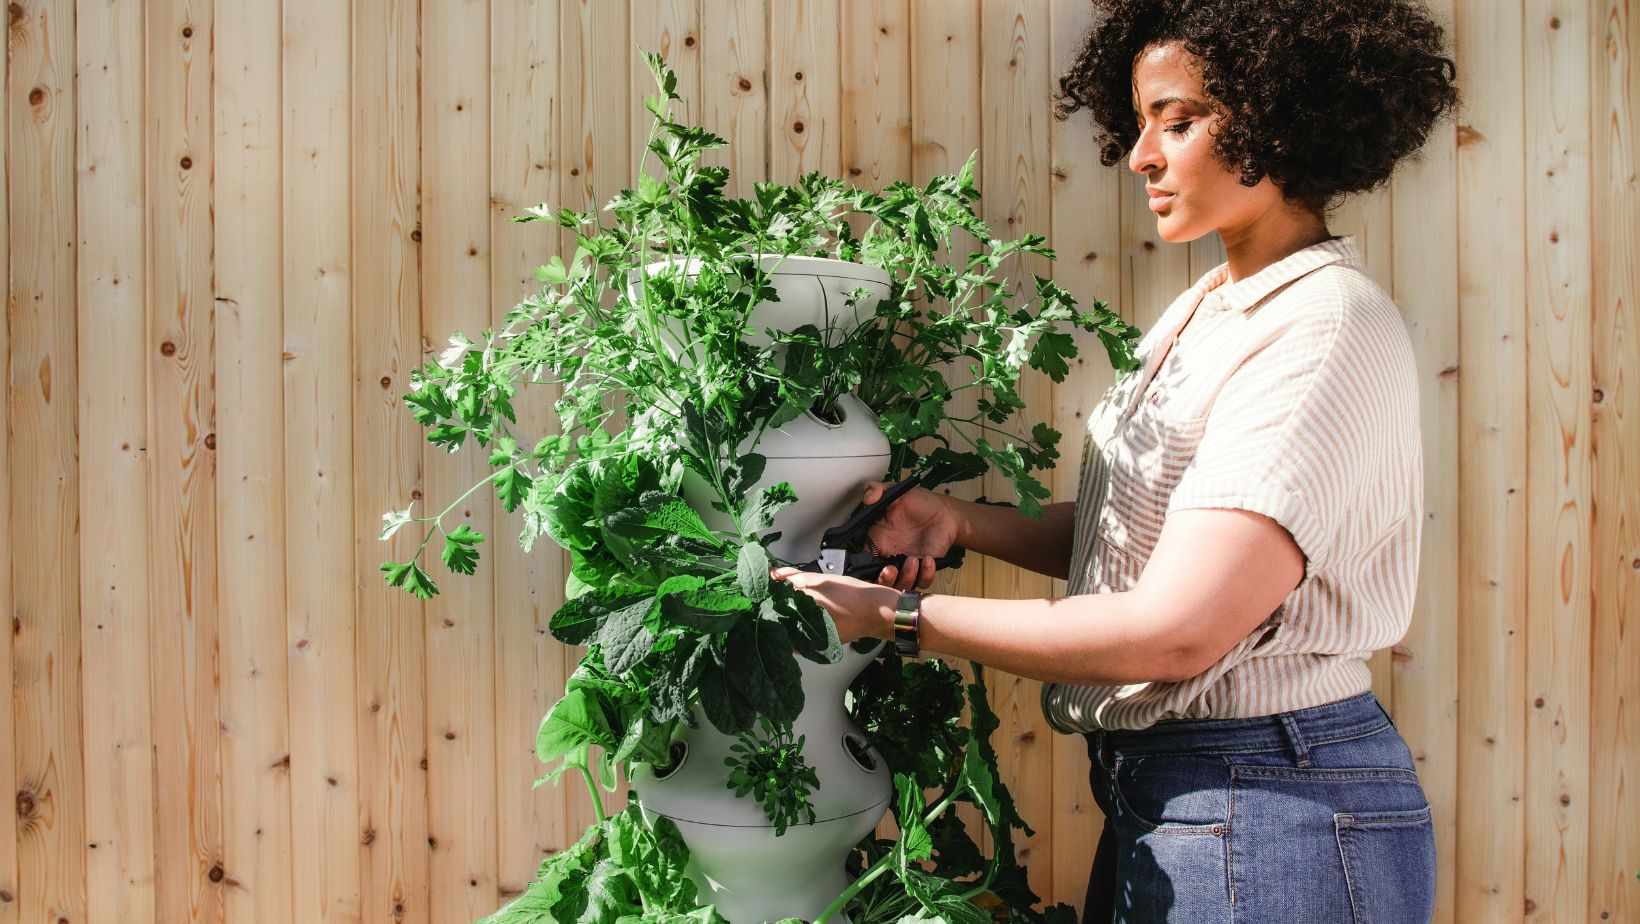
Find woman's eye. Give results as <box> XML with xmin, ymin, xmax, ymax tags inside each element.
<box><xmin>1164</xmin><ymin>121</ymin><xmax>1193</xmax><ymax>134</ymax></box>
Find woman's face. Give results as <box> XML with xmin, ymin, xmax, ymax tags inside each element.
<box><xmin>1128</xmin><ymin>43</ymin><xmax>1282</xmax><ymax>243</ymax></box>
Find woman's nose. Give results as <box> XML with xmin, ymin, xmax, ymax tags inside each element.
<box><xmin>1129</xmin><ymin>128</ymin><xmax>1163</xmax><ymax>175</ymax></box>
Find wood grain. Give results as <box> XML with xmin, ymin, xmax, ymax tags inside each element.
<box><xmin>352</xmin><ymin>0</ymin><xmax>431</xmax><ymax>919</ymax></box>
<box><xmin>0</xmin><ymin>0</ymin><xmax>15</xmax><ymax>915</ymax></box>
<box><xmin>145</xmin><ymin>0</ymin><xmax>224</xmax><ymax>920</ymax></box>
<box><xmin>842</xmin><ymin>0</ymin><xmax>911</xmax><ymax>191</ymax></box>
<box><xmin>284</xmin><ymin>0</ymin><xmax>364</xmax><ymax>919</ymax></box>
<box><xmin>700</xmin><ymin>0</ymin><xmax>770</xmax><ymax>193</ymax></box>
<box><xmin>1523</xmin><ymin>0</ymin><xmax>1594</xmax><ymax>918</ymax></box>
<box><xmin>9</xmin><ymin>1</ymin><xmax>86</xmax><ymax>922</ymax></box>
<box><xmin>422</xmin><ymin>0</ymin><xmax>500</xmax><ymax>918</ymax></box>
<box><xmin>491</xmin><ymin>0</ymin><xmax>571</xmax><ymax>897</ymax></box>
<box><xmin>1387</xmin><ymin>4</ymin><xmax>1460</xmax><ymax>921</ymax></box>
<box><xmin>769</xmin><ymin>0</ymin><xmax>841</xmax><ymax>181</ymax></box>
<box><xmin>77</xmin><ymin>0</ymin><xmax>159</xmax><ymax>919</ymax></box>
<box><xmin>1589</xmin><ymin>2</ymin><xmax>1639</xmax><ymax>921</ymax></box>
<box><xmin>1455</xmin><ymin>1</ymin><xmax>1530</xmax><ymax>919</ymax></box>
<box><xmin>979</xmin><ymin>0</ymin><xmax>1056</xmax><ymax>896</ymax></box>
<box><xmin>1045</xmin><ymin>1</ymin><xmax>1120</xmax><ymax>912</ymax></box>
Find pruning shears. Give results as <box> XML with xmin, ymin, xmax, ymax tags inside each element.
<box><xmin>796</xmin><ymin>475</ymin><xmax>966</xmax><ymax>580</ymax></box>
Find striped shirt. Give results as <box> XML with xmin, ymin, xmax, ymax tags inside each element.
<box><xmin>1042</xmin><ymin>236</ymin><xmax>1423</xmax><ymax>732</ymax></box>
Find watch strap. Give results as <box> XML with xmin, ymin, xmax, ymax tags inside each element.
<box><xmin>893</xmin><ymin>591</ymin><xmax>922</xmax><ymax>658</ymax></box>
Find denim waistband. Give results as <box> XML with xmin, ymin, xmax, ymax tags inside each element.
<box><xmin>1083</xmin><ymin>691</ymin><xmax>1392</xmax><ymax>762</ymax></box>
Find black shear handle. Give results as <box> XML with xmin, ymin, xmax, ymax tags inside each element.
<box><xmin>845</xmin><ymin>546</ymin><xmax>967</xmax><ymax>581</ymax></box>
<box><xmin>819</xmin><ymin>475</ymin><xmax>924</xmax><ymax>550</ymax></box>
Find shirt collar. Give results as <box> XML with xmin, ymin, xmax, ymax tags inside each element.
<box><xmin>1197</xmin><ymin>236</ymin><xmax>1361</xmax><ymax>315</ymax></box>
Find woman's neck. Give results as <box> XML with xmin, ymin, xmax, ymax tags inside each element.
<box><xmin>1216</xmin><ymin>201</ymin><xmax>1332</xmax><ymax>283</ymax></box>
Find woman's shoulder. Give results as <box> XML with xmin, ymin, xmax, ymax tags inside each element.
<box><xmin>1263</xmin><ymin>261</ymin><xmax>1412</xmax><ymax>357</ymax></box>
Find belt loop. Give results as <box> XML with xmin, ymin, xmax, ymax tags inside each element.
<box><xmin>1279</xmin><ymin>712</ymin><xmax>1312</xmax><ymax>768</ymax></box>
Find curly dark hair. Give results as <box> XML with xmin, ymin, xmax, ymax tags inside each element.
<box><xmin>1055</xmin><ymin>0</ymin><xmax>1458</xmax><ymax>213</ymax></box>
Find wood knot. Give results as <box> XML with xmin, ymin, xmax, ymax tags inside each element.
<box><xmin>410</xmin><ymin>229</ymin><xmax>422</xmax><ymax>242</ymax></box>
<box><xmin>427</xmin><ymin>836</ymin><xmax>438</xmax><ymax>849</ymax></box>
<box><xmin>180</xmin><ymin>156</ymin><xmax>193</xmax><ymax>170</ymax></box>
<box><xmin>8</xmin><ymin>4</ymin><xmax>23</xmax><ymax>26</ymax></box>
<box><xmin>847</xmin><ymin>166</ymin><xmax>862</xmax><ymax>177</ymax></box>
<box><xmin>793</xmin><ymin>71</ymin><xmax>804</xmax><ymax>81</ymax></box>
<box><xmin>27</xmin><ymin>86</ymin><xmax>44</xmax><ymax>107</ymax></box>
<box><xmin>0</xmin><ymin>889</ymin><xmax>12</xmax><ymax>903</ymax></box>
<box><xmin>208</xmin><ymin>864</ymin><xmax>225</xmax><ymax>883</ymax></box>
<box><xmin>326</xmin><ymin>776</ymin><xmax>338</xmax><ymax>787</ymax></box>
<box><xmin>737</xmin><ymin>77</ymin><xmax>752</xmax><ymax>92</ymax></box>
<box><xmin>1549</xmin><ymin>15</ymin><xmax>1560</xmax><ymax>28</ymax></box>
<box><xmin>204</xmin><ymin>433</ymin><xmax>216</xmax><ymax>451</ymax></box>
<box><xmin>15</xmin><ymin>790</ymin><xmax>36</xmax><ymax>820</ymax></box>
<box><xmin>1558</xmin><ymin>793</ymin><xmax>1570</xmax><ymax>806</ymax></box>
<box><xmin>1524</xmin><ymin>897</ymin><xmax>1538</xmax><ymax>914</ymax></box>
<box><xmin>683</xmin><ymin>35</ymin><xmax>695</xmax><ymax>47</ymax></box>
<box><xmin>1142</xmin><ymin>241</ymin><xmax>1156</xmax><ymax>252</ymax></box>
<box><xmin>444</xmin><ymin>731</ymin><xmax>456</xmax><ymax>740</ymax></box>
<box><xmin>792</xmin><ymin>120</ymin><xmax>805</xmax><ymax>135</ymax></box>
<box><xmin>182</xmin><ymin>25</ymin><xmax>193</xmax><ymax>38</ymax></box>
<box><xmin>380</xmin><ymin>376</ymin><xmax>392</xmax><ymax>389</ymax></box>
<box><xmin>410</xmin><ymin>489</ymin><xmax>423</xmax><ymax>500</ymax></box>
<box><xmin>1455</xmin><ymin>124</ymin><xmax>1483</xmax><ymax>148</ymax></box>
<box><xmin>160</xmin><ymin>340</ymin><xmax>177</xmax><ymax>357</ymax></box>
<box><xmin>362</xmin><ymin>827</ymin><xmax>377</xmax><ymax>845</ymax></box>
<box><xmin>467</xmin><ymin>245</ymin><xmax>478</xmax><ymax>256</ymax></box>
<box><xmin>420</xmin><ymin>757</ymin><xmax>429</xmax><ymax>770</ymax></box>
<box><xmin>370</xmin><ymin>700</ymin><xmax>382</xmax><ymax>713</ymax></box>
<box><xmin>1593</xmin><ymin>388</ymin><xmax>1604</xmax><ymax>404</ymax></box>
<box><xmin>1548</xmin><ymin>230</ymin><xmax>1559</xmax><ymax>243</ymax></box>
<box><xmin>270</xmin><ymin>754</ymin><xmax>291</xmax><ymax>771</ymax></box>
<box><xmin>1534</xmin><ymin>697</ymin><xmax>1545</xmax><ymax>708</ymax></box>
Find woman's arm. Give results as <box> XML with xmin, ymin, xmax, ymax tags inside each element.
<box><xmin>945</xmin><ymin>497</ymin><xmax>1077</xmax><ymax>581</ymax></box>
<box><xmin>917</xmin><ymin>507</ymin><xmax>1304</xmax><ymax>684</ymax></box>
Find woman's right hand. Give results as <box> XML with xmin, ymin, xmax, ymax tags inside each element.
<box><xmin>862</xmin><ymin>481</ymin><xmax>968</xmax><ymax>591</ymax></box>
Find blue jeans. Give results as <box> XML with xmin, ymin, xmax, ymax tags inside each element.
<box><xmin>1080</xmin><ymin>692</ymin><xmax>1435</xmax><ymax>923</ymax></box>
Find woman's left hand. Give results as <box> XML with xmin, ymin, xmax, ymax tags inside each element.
<box><xmin>769</xmin><ymin>567</ymin><xmax>900</xmax><ymax>644</ymax></box>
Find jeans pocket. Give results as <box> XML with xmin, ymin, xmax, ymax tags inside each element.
<box><xmin>1335</xmin><ymin>807</ymin><xmax>1436</xmax><ymax>924</ymax></box>
<box><xmin>1110</xmin><ymin>755</ymin><xmax>1229</xmax><ymax>835</ymax></box>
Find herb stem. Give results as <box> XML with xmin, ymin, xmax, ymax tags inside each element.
<box><xmin>580</xmin><ymin>764</ymin><xmax>607</xmax><ymax>825</ymax></box>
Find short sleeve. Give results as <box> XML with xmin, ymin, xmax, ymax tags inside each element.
<box><xmin>1166</xmin><ymin>306</ymin><xmax>1371</xmax><ymax>582</ymax></box>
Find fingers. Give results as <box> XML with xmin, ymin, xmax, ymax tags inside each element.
<box><xmin>862</xmin><ymin>481</ymin><xmax>885</xmax><ymax>504</ymax></box>
<box><xmin>917</xmin><ymin>556</ymin><xmax>936</xmax><ymax>591</ymax></box>
<box><xmin>769</xmin><ymin>566</ymin><xmax>802</xmax><ymax>584</ymax></box>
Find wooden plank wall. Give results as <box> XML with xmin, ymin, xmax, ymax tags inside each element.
<box><xmin>0</xmin><ymin>1</ymin><xmax>1635</xmax><ymax>921</ymax></box>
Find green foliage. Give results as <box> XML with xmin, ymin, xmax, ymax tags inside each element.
<box><xmin>725</xmin><ymin>718</ymin><xmax>821</xmax><ymax>836</ymax></box>
<box><xmin>478</xmin><ymin>802</ymin><xmax>728</xmax><ymax>924</ymax></box>
<box><xmin>387</xmin><ymin>48</ymin><xmax>1138</xmax><ymax>924</ymax></box>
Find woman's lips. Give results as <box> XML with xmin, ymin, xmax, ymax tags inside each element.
<box><xmin>1147</xmin><ymin>190</ymin><xmax>1175</xmax><ymax>212</ymax></box>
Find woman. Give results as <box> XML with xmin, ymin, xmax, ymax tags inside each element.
<box><xmin>772</xmin><ymin>1</ymin><xmax>1459</xmax><ymax>921</ymax></box>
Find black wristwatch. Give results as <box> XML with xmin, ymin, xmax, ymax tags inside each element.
<box><xmin>893</xmin><ymin>590</ymin><xmax>923</xmax><ymax>658</ymax></box>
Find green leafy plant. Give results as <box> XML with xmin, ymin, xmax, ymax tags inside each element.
<box><xmin>726</xmin><ymin>718</ymin><xmax>821</xmax><ymax>836</ymax></box>
<box><xmin>389</xmin><ymin>48</ymin><xmax>1139</xmax><ymax>924</ymax></box>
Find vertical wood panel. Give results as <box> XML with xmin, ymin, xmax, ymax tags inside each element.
<box><xmin>909</xmin><ymin>0</ymin><xmax>987</xmax><ymax>849</ymax></box>
<box><xmin>423</xmin><ymin>0</ymin><xmax>501</xmax><ymax>918</ymax></box>
<box><xmin>842</xmin><ymin>0</ymin><xmax>910</xmax><ymax>191</ymax></box>
<box><xmin>559</xmin><ymin>0</ymin><xmax>633</xmax><ymax>834</ymax></box>
<box><xmin>700</xmin><ymin>0</ymin><xmax>769</xmax><ymax>193</ymax></box>
<box><xmin>1387</xmin><ymin>5</ymin><xmax>1460</xmax><ymax>921</ymax></box>
<box><xmin>214</xmin><ymin>0</ymin><xmax>294</xmax><ymax>916</ymax></box>
<box><xmin>352</xmin><ymin>0</ymin><xmax>432</xmax><ymax>919</ymax></box>
<box><xmin>0</xmin><ymin>0</ymin><xmax>16</xmax><ymax>914</ymax></box>
<box><xmin>1589</xmin><ymin>2</ymin><xmax>1639</xmax><ymax>921</ymax></box>
<box><xmin>284</xmin><ymin>0</ymin><xmax>363</xmax><ymax>920</ymax></box>
<box><xmin>490</xmin><ymin>0</ymin><xmax>570</xmax><ymax>898</ymax></box>
<box><xmin>7</xmin><ymin>0</ymin><xmax>85</xmax><ymax>922</ymax></box>
<box><xmin>633</xmin><ymin>0</ymin><xmax>704</xmax><ymax>167</ymax></box>
<box><xmin>78</xmin><ymin>0</ymin><xmax>158</xmax><ymax>920</ymax></box>
<box><xmin>769</xmin><ymin>0</ymin><xmax>840</xmax><ymax>180</ymax></box>
<box><xmin>1523</xmin><ymin>1</ymin><xmax>1593</xmax><ymax>918</ymax></box>
<box><xmin>1046</xmin><ymin>2</ymin><xmax>1119</xmax><ymax>912</ymax></box>
<box><xmin>145</xmin><ymin>0</ymin><xmax>224</xmax><ymax>919</ymax></box>
<box><xmin>1455</xmin><ymin>1</ymin><xmax>1530</xmax><ymax>919</ymax></box>
<box><xmin>979</xmin><ymin>0</ymin><xmax>1055</xmax><ymax>898</ymax></box>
